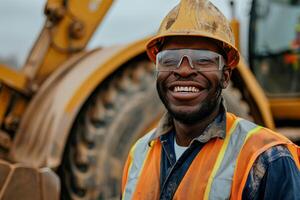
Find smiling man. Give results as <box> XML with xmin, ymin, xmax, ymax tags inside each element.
<box><xmin>121</xmin><ymin>0</ymin><xmax>300</xmax><ymax>199</ymax></box>
<box><xmin>155</xmin><ymin>36</ymin><xmax>229</xmax><ymax>144</ymax></box>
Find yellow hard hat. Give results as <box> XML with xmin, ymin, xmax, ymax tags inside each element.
<box><xmin>146</xmin><ymin>0</ymin><xmax>240</xmax><ymax>68</ymax></box>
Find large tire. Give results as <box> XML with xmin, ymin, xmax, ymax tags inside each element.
<box><xmin>58</xmin><ymin>56</ymin><xmax>251</xmax><ymax>199</ymax></box>
<box><xmin>58</xmin><ymin>55</ymin><xmax>164</xmax><ymax>199</ymax></box>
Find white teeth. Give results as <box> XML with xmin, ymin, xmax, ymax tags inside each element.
<box><xmin>173</xmin><ymin>86</ymin><xmax>200</xmax><ymax>93</ymax></box>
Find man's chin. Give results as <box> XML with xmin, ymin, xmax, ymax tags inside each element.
<box><xmin>168</xmin><ymin>109</ymin><xmax>206</xmax><ymax>125</ymax></box>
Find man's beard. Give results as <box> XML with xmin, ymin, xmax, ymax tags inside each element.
<box><xmin>156</xmin><ymin>81</ymin><xmax>222</xmax><ymax>125</ymax></box>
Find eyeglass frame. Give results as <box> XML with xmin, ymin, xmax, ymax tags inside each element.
<box><xmin>155</xmin><ymin>49</ymin><xmax>226</xmax><ymax>72</ymax></box>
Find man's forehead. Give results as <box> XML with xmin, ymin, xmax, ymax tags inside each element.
<box><xmin>162</xmin><ymin>36</ymin><xmax>221</xmax><ymax>53</ymax></box>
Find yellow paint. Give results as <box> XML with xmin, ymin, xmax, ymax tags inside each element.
<box><xmin>65</xmin><ymin>38</ymin><xmax>149</xmax><ymax>113</ymax></box>
<box><xmin>0</xmin><ymin>65</ymin><xmax>28</xmax><ymax>129</ymax></box>
<box><xmin>230</xmin><ymin>19</ymin><xmax>240</xmax><ymax>51</ymax></box>
<box><xmin>0</xmin><ymin>64</ymin><xmax>27</xmax><ymax>92</ymax></box>
<box><xmin>32</xmin><ymin>0</ymin><xmax>115</xmax><ymax>84</ymax></box>
<box><xmin>237</xmin><ymin>58</ymin><xmax>275</xmax><ymax>130</ymax></box>
<box><xmin>204</xmin><ymin>118</ymin><xmax>241</xmax><ymax>200</ymax></box>
<box><xmin>9</xmin><ymin>98</ymin><xmax>27</xmax><ymax>119</ymax></box>
<box><xmin>270</xmin><ymin>98</ymin><xmax>300</xmax><ymax>120</ymax></box>
<box><xmin>0</xmin><ymin>87</ymin><xmax>11</xmax><ymax>125</ymax></box>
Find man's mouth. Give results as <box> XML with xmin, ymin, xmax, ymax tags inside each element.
<box><xmin>173</xmin><ymin>86</ymin><xmax>200</xmax><ymax>93</ymax></box>
<box><xmin>167</xmin><ymin>82</ymin><xmax>207</xmax><ymax>101</ymax></box>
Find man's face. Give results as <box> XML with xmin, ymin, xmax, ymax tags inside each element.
<box><xmin>156</xmin><ymin>36</ymin><xmax>231</xmax><ymax>124</ymax></box>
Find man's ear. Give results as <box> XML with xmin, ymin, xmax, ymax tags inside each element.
<box><xmin>221</xmin><ymin>67</ymin><xmax>232</xmax><ymax>89</ymax></box>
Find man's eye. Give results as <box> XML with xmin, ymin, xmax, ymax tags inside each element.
<box><xmin>195</xmin><ymin>58</ymin><xmax>214</xmax><ymax>65</ymax></box>
<box><xmin>162</xmin><ymin>59</ymin><xmax>177</xmax><ymax>66</ymax></box>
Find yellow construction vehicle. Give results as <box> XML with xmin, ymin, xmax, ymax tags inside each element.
<box><xmin>0</xmin><ymin>0</ymin><xmax>299</xmax><ymax>199</ymax></box>
<box><xmin>229</xmin><ymin>0</ymin><xmax>300</xmax><ymax>141</ymax></box>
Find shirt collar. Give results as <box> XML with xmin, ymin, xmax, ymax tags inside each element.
<box><xmin>148</xmin><ymin>98</ymin><xmax>227</xmax><ymax>144</ymax></box>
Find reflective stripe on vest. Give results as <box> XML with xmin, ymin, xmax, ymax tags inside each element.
<box><xmin>122</xmin><ymin>131</ymin><xmax>154</xmax><ymax>200</ymax></box>
<box><xmin>205</xmin><ymin>119</ymin><xmax>262</xmax><ymax>200</ymax></box>
<box><xmin>122</xmin><ymin>113</ymin><xmax>298</xmax><ymax>200</ymax></box>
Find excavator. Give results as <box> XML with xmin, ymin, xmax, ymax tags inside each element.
<box><xmin>0</xmin><ymin>0</ymin><xmax>299</xmax><ymax>199</ymax></box>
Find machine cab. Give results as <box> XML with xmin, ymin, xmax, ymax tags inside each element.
<box><xmin>249</xmin><ymin>0</ymin><xmax>300</xmax><ymax>121</ymax></box>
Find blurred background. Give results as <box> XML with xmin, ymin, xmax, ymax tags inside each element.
<box><xmin>0</xmin><ymin>1</ymin><xmax>300</xmax><ymax>199</ymax></box>
<box><xmin>0</xmin><ymin>0</ymin><xmax>249</xmax><ymax>69</ymax></box>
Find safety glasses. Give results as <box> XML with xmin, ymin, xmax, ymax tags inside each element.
<box><xmin>156</xmin><ymin>49</ymin><xmax>225</xmax><ymax>72</ymax></box>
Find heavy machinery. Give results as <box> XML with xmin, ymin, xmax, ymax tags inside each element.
<box><xmin>248</xmin><ymin>0</ymin><xmax>300</xmax><ymax>138</ymax></box>
<box><xmin>0</xmin><ymin>0</ymin><xmax>299</xmax><ymax>199</ymax></box>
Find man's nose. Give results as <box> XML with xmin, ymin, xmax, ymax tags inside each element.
<box><xmin>174</xmin><ymin>57</ymin><xmax>197</xmax><ymax>77</ymax></box>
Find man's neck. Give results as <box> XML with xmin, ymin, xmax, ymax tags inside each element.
<box><xmin>173</xmin><ymin>105</ymin><xmax>220</xmax><ymax>147</ymax></box>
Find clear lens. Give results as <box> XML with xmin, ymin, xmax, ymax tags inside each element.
<box><xmin>156</xmin><ymin>49</ymin><xmax>225</xmax><ymax>72</ymax></box>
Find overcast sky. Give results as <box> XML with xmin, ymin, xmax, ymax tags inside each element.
<box><xmin>0</xmin><ymin>0</ymin><xmax>248</xmax><ymax>68</ymax></box>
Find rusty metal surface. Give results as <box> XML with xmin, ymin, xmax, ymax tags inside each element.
<box><xmin>0</xmin><ymin>160</ymin><xmax>59</xmax><ymax>200</ymax></box>
<box><xmin>8</xmin><ymin>39</ymin><xmax>147</xmax><ymax>169</ymax></box>
<box><xmin>8</xmin><ymin>50</ymin><xmax>92</xmax><ymax>167</ymax></box>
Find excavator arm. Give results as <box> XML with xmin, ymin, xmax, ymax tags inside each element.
<box><xmin>0</xmin><ymin>0</ymin><xmax>117</xmax><ymax>133</ymax></box>
<box><xmin>0</xmin><ymin>1</ymin><xmax>118</xmax><ymax>199</ymax></box>
<box><xmin>23</xmin><ymin>0</ymin><xmax>115</xmax><ymax>87</ymax></box>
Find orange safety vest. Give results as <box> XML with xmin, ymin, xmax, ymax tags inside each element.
<box><xmin>121</xmin><ymin>113</ymin><xmax>300</xmax><ymax>200</ymax></box>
